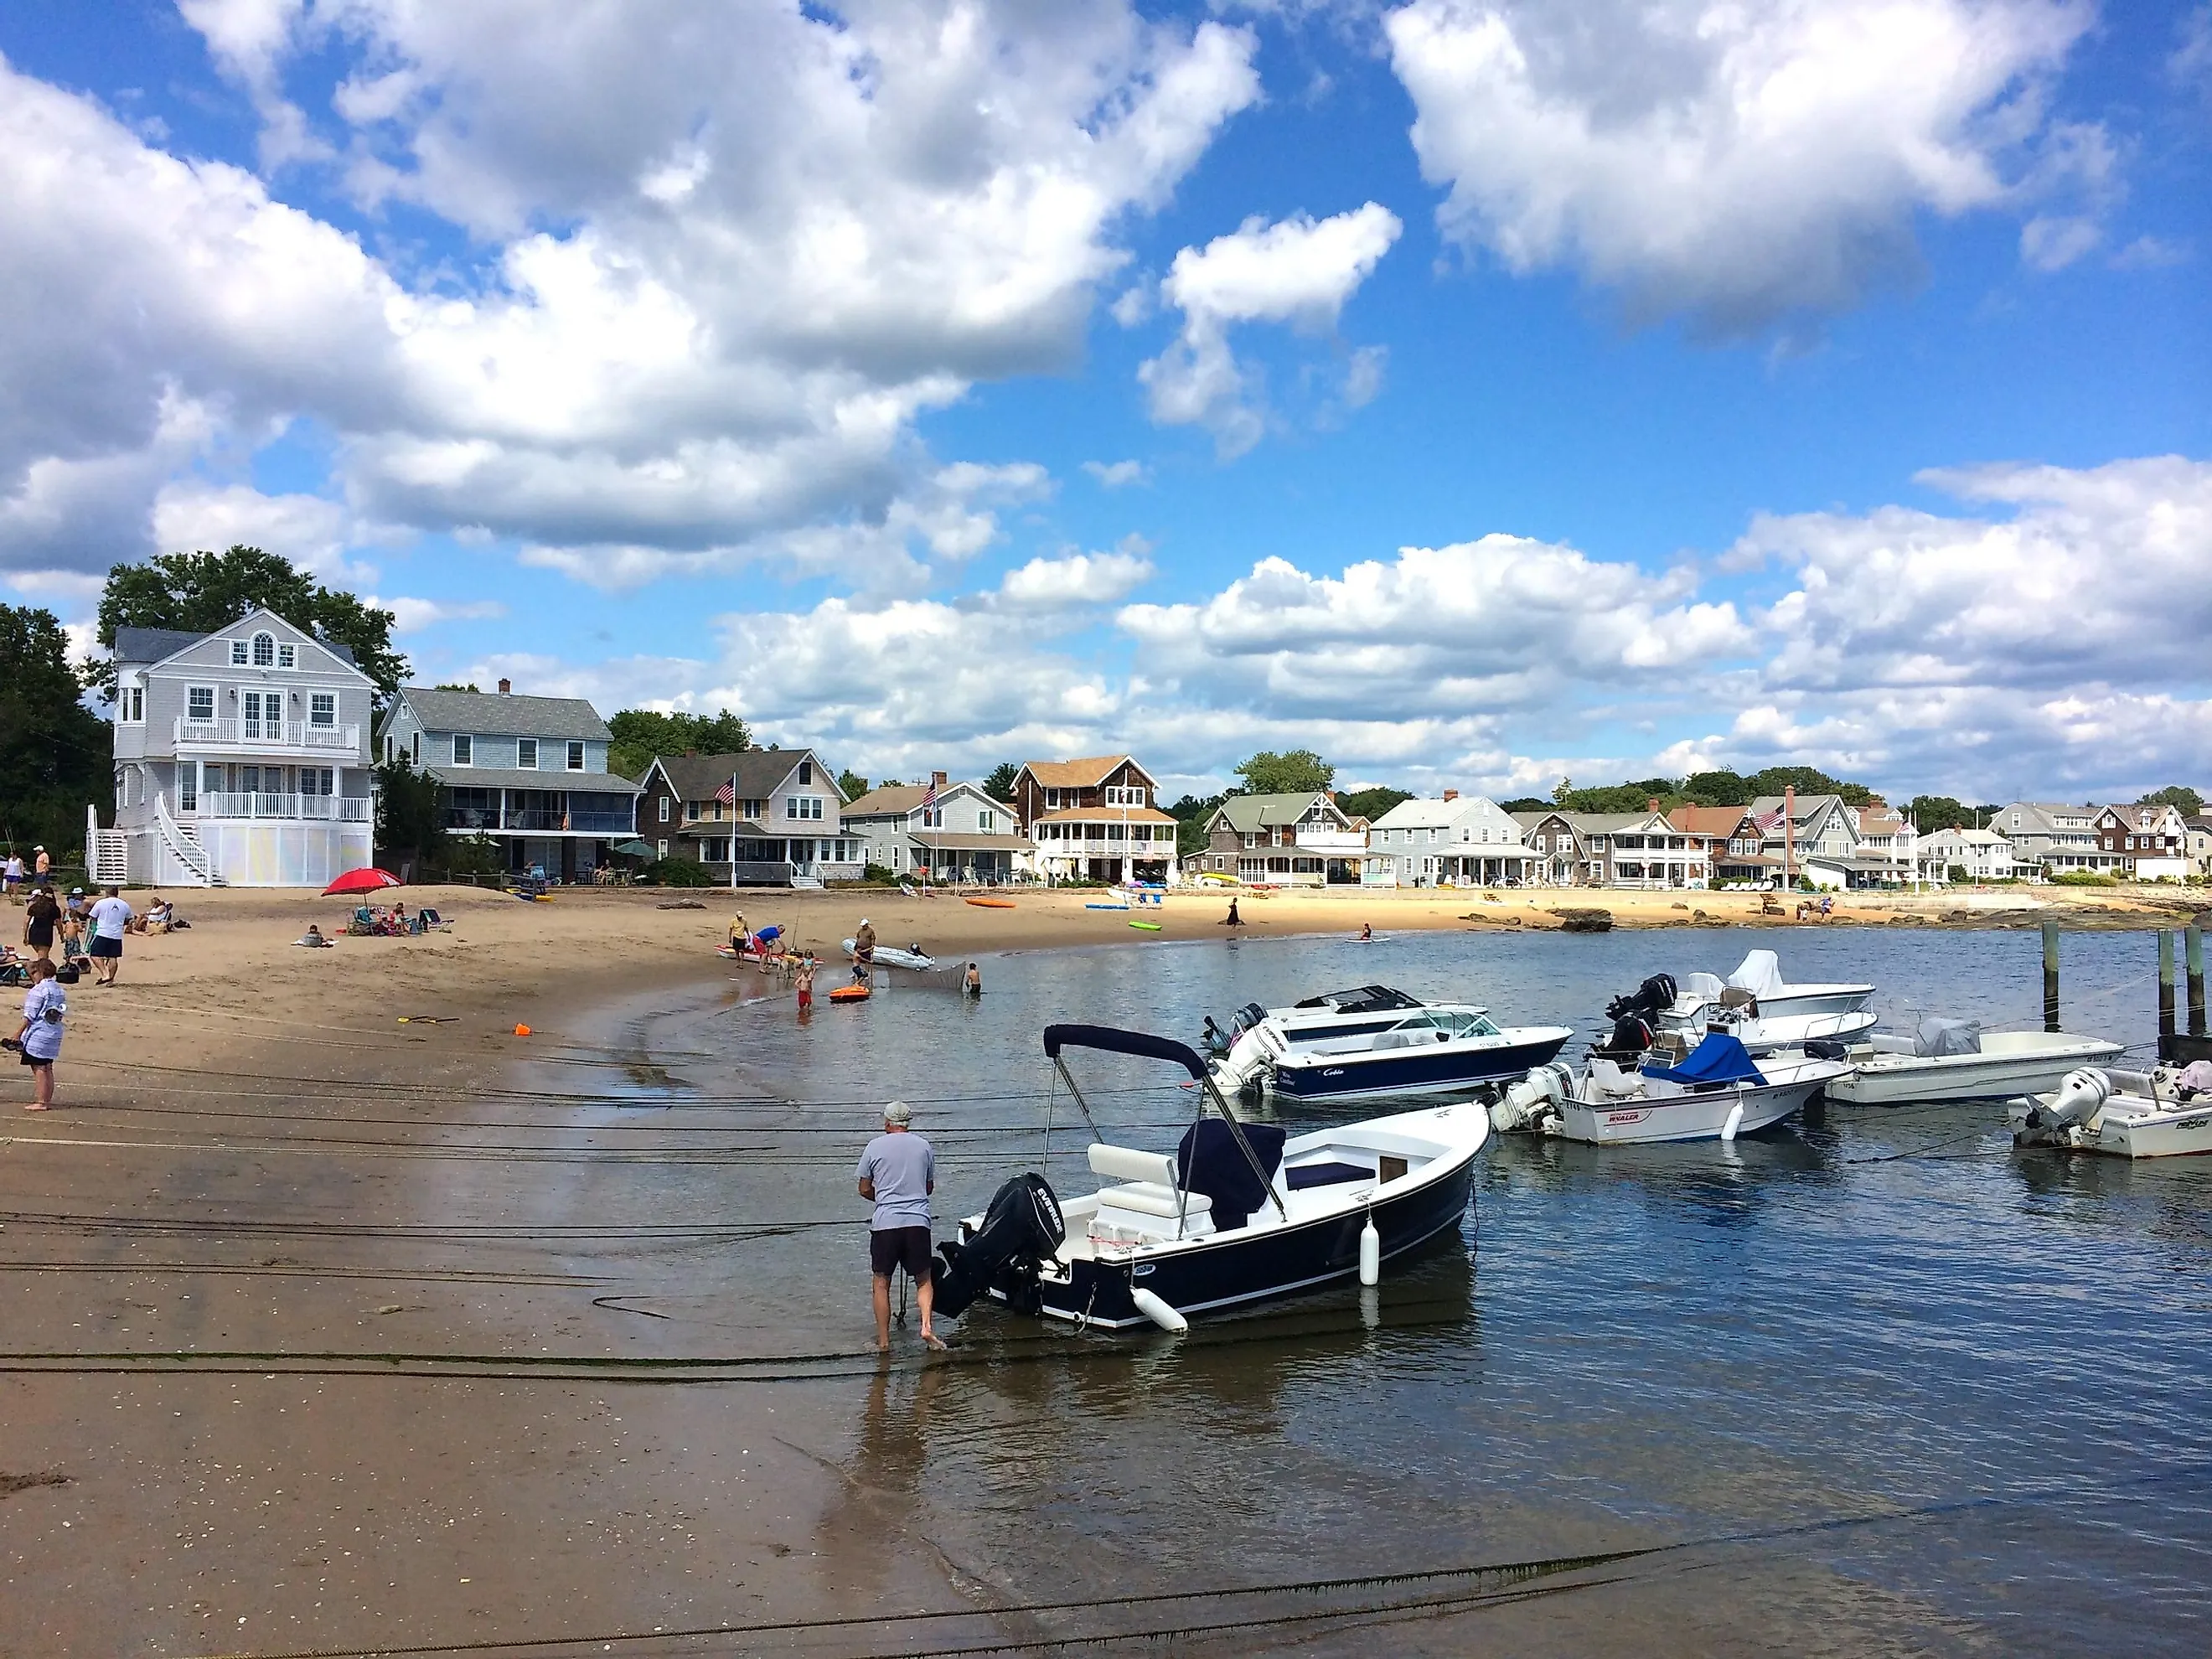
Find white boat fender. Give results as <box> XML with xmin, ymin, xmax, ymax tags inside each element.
<box><xmin>1358</xmin><ymin>1214</ymin><xmax>1381</xmax><ymax>1287</ymax></box>
<box><xmin>1720</xmin><ymin>1102</ymin><xmax>1744</xmax><ymax>1143</ymax></box>
<box><xmin>2038</xmin><ymin>1067</ymin><xmax>2111</xmax><ymax>1129</ymax></box>
<box><xmin>1129</xmin><ymin>1287</ymin><xmax>1187</xmax><ymax>1335</ymax></box>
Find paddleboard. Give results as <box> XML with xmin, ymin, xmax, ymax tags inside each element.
<box><xmin>828</xmin><ymin>984</ymin><xmax>871</xmax><ymax>1003</ymax></box>
<box><xmin>1129</xmin><ymin>920</ymin><xmax>1163</xmax><ymax>932</ymax></box>
<box><xmin>1084</xmin><ymin>902</ymin><xmax>1129</xmax><ymax>911</ymax></box>
<box><xmin>966</xmin><ymin>897</ymin><xmax>1016</xmax><ymax>909</ymax></box>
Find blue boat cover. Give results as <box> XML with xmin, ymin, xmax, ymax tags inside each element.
<box><xmin>1176</xmin><ymin>1119</ymin><xmax>1287</xmax><ymax>1230</ymax></box>
<box><xmin>1641</xmin><ymin>1031</ymin><xmax>1766</xmax><ymax>1087</ymax></box>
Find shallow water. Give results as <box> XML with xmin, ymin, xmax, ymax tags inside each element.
<box><xmin>608</xmin><ymin>927</ymin><xmax>2210</xmax><ymax>1652</ymax></box>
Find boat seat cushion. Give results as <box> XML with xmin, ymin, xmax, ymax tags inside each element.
<box><xmin>1088</xmin><ymin>1143</ymin><xmax>1177</xmax><ymax>1186</ymax></box>
<box><xmin>1097</xmin><ymin>1186</ymin><xmax>1221</xmax><ymax>1221</ymax></box>
<box><xmin>1285</xmin><ymin>1160</ymin><xmax>1370</xmax><ymax>1191</ymax></box>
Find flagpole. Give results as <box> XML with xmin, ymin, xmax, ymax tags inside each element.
<box><xmin>730</xmin><ymin>770</ymin><xmax>738</xmax><ymax>895</ymax></box>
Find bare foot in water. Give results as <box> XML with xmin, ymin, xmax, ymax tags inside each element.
<box><xmin>922</xmin><ymin>1331</ymin><xmax>948</xmax><ymax>1351</ymax></box>
<box><xmin>24</xmin><ymin>1103</ymin><xmax>49</xmax><ymax>1111</ymax></box>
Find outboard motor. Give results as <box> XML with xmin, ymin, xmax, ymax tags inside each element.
<box><xmin>1491</xmin><ymin>1062</ymin><xmax>1572</xmax><ymax>1134</ymax></box>
<box><xmin>2030</xmin><ymin>1067</ymin><xmax>2111</xmax><ymax>1132</ymax></box>
<box><xmin>1602</xmin><ymin>973</ymin><xmax>1678</xmax><ymax>1026</ymax></box>
<box><xmin>933</xmin><ymin>1173</ymin><xmax>1065</xmax><ymax>1320</ymax></box>
<box><xmin>1593</xmin><ymin>1012</ymin><xmax>1655</xmax><ymax>1061</ymax></box>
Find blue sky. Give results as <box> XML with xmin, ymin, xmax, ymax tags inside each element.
<box><xmin>1</xmin><ymin>1</ymin><xmax>2207</xmax><ymax>801</ymax></box>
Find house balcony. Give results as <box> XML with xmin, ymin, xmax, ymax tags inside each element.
<box><xmin>174</xmin><ymin>717</ymin><xmax>362</xmax><ymax>755</ymax></box>
<box><xmin>445</xmin><ymin>806</ymin><xmax>635</xmax><ymax>835</ymax></box>
<box><xmin>187</xmin><ymin>793</ymin><xmax>371</xmax><ymax>822</ymax></box>
<box><xmin>1295</xmin><ymin>829</ymin><xmax>1370</xmax><ymax>853</ymax></box>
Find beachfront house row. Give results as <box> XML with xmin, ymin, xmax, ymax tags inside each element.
<box><xmin>1578</xmin><ymin>809</ymin><xmax>1714</xmax><ymax>889</ymax></box>
<box><xmin>841</xmin><ymin>773</ymin><xmax>1029</xmax><ymax>883</ymax></box>
<box><xmin>377</xmin><ymin>682</ymin><xmax>641</xmax><ymax>881</ymax></box>
<box><xmin>634</xmin><ymin>749</ymin><xmax>862</xmax><ymax>886</ymax></box>
<box><xmin>1993</xmin><ymin>802</ymin><xmax>2122</xmax><ymax>878</ymax></box>
<box><xmin>1010</xmin><ymin>757</ymin><xmax>1179</xmax><ymax>885</ymax></box>
<box><xmin>2093</xmin><ymin>802</ymin><xmax>2191</xmax><ymax>879</ymax></box>
<box><xmin>1197</xmin><ymin>791</ymin><xmax>1365</xmax><ymax>886</ymax></box>
<box><xmin>1364</xmin><ymin>793</ymin><xmax>1532</xmax><ymax>887</ymax></box>
<box><xmin>1920</xmin><ymin>827</ymin><xmax>2018</xmax><ymax>883</ymax></box>
<box><xmin>97</xmin><ymin>608</ymin><xmax>375</xmax><ymax>887</ymax></box>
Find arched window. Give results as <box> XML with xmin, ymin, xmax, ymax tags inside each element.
<box><xmin>251</xmin><ymin>632</ymin><xmax>276</xmax><ymax>667</ymax></box>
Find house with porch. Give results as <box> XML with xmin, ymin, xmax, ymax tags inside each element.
<box><xmin>98</xmin><ymin>609</ymin><xmax>375</xmax><ymax>887</ymax></box>
<box><xmin>377</xmin><ymin>681</ymin><xmax>640</xmax><ymax>881</ymax></box>
<box><xmin>1510</xmin><ymin>809</ymin><xmax>1587</xmax><ymax>886</ymax></box>
<box><xmin>1993</xmin><ymin>802</ymin><xmax>2127</xmax><ymax>878</ymax></box>
<box><xmin>842</xmin><ymin>773</ymin><xmax>1029</xmax><ymax>883</ymax></box>
<box><xmin>634</xmin><ymin>748</ymin><xmax>863</xmax><ymax>885</ymax></box>
<box><xmin>1365</xmin><ymin>793</ymin><xmax>1529</xmax><ymax>887</ymax></box>
<box><xmin>2093</xmin><ymin>802</ymin><xmax>2191</xmax><ymax>879</ymax></box>
<box><xmin>1010</xmin><ymin>757</ymin><xmax>1179</xmax><ymax>884</ymax></box>
<box><xmin>1197</xmin><ymin>791</ymin><xmax>1365</xmax><ymax>886</ymax></box>
<box><xmin>1920</xmin><ymin>826</ymin><xmax>2018</xmax><ymax>883</ymax></box>
<box><xmin>1668</xmin><ymin>805</ymin><xmax>1776</xmax><ymax>886</ymax></box>
<box><xmin>1579</xmin><ymin>809</ymin><xmax>1713</xmax><ymax>888</ymax></box>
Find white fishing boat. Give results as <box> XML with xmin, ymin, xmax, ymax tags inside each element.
<box><xmin>1699</xmin><ymin>952</ymin><xmax>1874</xmax><ymax>1021</ymax></box>
<box><xmin>1490</xmin><ymin>1032</ymin><xmax>1850</xmax><ymax>1145</ymax></box>
<box><xmin>2008</xmin><ymin>1065</ymin><xmax>2212</xmax><ymax>1159</ymax></box>
<box><xmin>1827</xmin><ymin>1020</ymin><xmax>2124</xmax><ymax>1105</ymax></box>
<box><xmin>1208</xmin><ymin>986</ymin><xmax>1572</xmax><ymax>1102</ymax></box>
<box><xmin>932</xmin><ymin>1023</ymin><xmax>1491</xmax><ymax>1332</ymax></box>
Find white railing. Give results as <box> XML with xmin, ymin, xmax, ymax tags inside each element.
<box><xmin>174</xmin><ymin>717</ymin><xmax>360</xmax><ymax>751</ymax></box>
<box><xmin>1295</xmin><ymin>830</ymin><xmax>1370</xmax><ymax>852</ymax></box>
<box><xmin>189</xmin><ymin>793</ymin><xmax>371</xmax><ymax>822</ymax></box>
<box><xmin>152</xmin><ymin>792</ymin><xmax>220</xmax><ymax>886</ymax></box>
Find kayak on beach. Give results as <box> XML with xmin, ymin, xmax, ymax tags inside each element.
<box><xmin>968</xmin><ymin>897</ymin><xmax>1016</xmax><ymax>909</ymax></box>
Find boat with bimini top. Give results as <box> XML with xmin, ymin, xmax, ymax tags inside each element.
<box><xmin>930</xmin><ymin>1023</ymin><xmax>1490</xmax><ymax>1332</ymax></box>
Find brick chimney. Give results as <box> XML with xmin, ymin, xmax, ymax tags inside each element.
<box><xmin>498</xmin><ymin>677</ymin><xmax>511</xmax><ymax>695</ymax></box>
<box><xmin>1649</xmin><ymin>796</ymin><xmax>1660</xmax><ymax>812</ymax></box>
<box><xmin>932</xmin><ymin>770</ymin><xmax>948</xmax><ymax>788</ymax></box>
<box><xmin>1442</xmin><ymin>788</ymin><xmax>1459</xmax><ymax>803</ymax></box>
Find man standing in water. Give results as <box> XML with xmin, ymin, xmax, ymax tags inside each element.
<box><xmin>856</xmin><ymin>1100</ymin><xmax>945</xmax><ymax>1351</ymax></box>
<box><xmin>850</xmin><ymin>916</ymin><xmax>876</xmax><ymax>986</ymax></box>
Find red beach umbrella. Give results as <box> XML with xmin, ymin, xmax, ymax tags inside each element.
<box><xmin>323</xmin><ymin>867</ymin><xmax>402</xmax><ymax>897</ymax></box>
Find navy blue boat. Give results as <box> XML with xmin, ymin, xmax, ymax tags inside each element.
<box><xmin>934</xmin><ymin>1023</ymin><xmax>1491</xmax><ymax>1332</ymax></box>
<box><xmin>1265</xmin><ymin>1006</ymin><xmax>1576</xmax><ymax>1102</ymax></box>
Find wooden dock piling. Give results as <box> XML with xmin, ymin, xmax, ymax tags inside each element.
<box><xmin>2188</xmin><ymin>924</ymin><xmax>2207</xmax><ymax>1039</ymax></box>
<box><xmin>2042</xmin><ymin>921</ymin><xmax>2060</xmax><ymax>1033</ymax></box>
<box><xmin>2158</xmin><ymin>930</ymin><xmax>2176</xmax><ymax>1040</ymax></box>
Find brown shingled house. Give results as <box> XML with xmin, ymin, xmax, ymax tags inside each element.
<box><xmin>1010</xmin><ymin>755</ymin><xmax>1179</xmax><ymax>884</ymax></box>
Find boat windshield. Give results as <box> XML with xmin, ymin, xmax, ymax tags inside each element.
<box><xmin>1294</xmin><ymin>985</ymin><xmax>1424</xmax><ymax>1015</ymax></box>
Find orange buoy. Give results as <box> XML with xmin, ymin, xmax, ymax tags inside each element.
<box><xmin>513</xmin><ymin>1023</ymin><xmax>532</xmax><ymax>1036</ymax></box>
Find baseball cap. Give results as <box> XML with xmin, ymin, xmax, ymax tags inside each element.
<box><xmin>882</xmin><ymin>1100</ymin><xmax>912</xmax><ymax>1126</ymax></box>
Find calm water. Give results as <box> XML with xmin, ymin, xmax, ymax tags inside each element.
<box><xmin>586</xmin><ymin>926</ymin><xmax>2211</xmax><ymax>1652</ymax></box>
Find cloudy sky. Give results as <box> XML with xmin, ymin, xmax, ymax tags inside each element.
<box><xmin>3</xmin><ymin>1</ymin><xmax>2207</xmax><ymax>801</ymax></box>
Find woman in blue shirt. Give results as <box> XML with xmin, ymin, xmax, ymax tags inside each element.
<box><xmin>18</xmin><ymin>957</ymin><xmax>64</xmax><ymax>1109</ymax></box>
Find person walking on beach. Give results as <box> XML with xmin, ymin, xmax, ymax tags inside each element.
<box><xmin>1220</xmin><ymin>897</ymin><xmax>1242</xmax><ymax>927</ymax></box>
<box><xmin>856</xmin><ymin>1101</ymin><xmax>944</xmax><ymax>1351</ymax></box>
<box><xmin>795</xmin><ymin>954</ymin><xmax>815</xmax><ymax>1015</ymax></box>
<box><xmin>851</xmin><ymin>917</ymin><xmax>876</xmax><ymax>986</ymax></box>
<box><xmin>16</xmin><ymin>958</ymin><xmax>64</xmax><ymax>1110</ymax></box>
<box><xmin>88</xmin><ymin>886</ymin><xmax>133</xmax><ymax>986</ymax></box>
<box><xmin>23</xmin><ymin>886</ymin><xmax>59</xmax><ymax>964</ymax></box>
<box><xmin>3</xmin><ymin>852</ymin><xmax>22</xmax><ymax>902</ymax></box>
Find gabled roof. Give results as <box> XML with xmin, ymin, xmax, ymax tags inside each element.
<box><xmin>111</xmin><ymin>608</ymin><xmax>361</xmax><ymax>669</ymax></box>
<box><xmin>1670</xmin><ymin>805</ymin><xmax>1753</xmax><ymax>835</ymax></box>
<box><xmin>1019</xmin><ymin>755</ymin><xmax>1152</xmax><ymax>789</ymax></box>
<box><xmin>1372</xmin><ymin>795</ymin><xmax>1516</xmax><ymax>831</ymax></box>
<box><xmin>844</xmin><ymin>780</ymin><xmax>995</xmax><ymax>818</ymax></box>
<box><xmin>646</xmin><ymin>749</ymin><xmax>837</xmax><ymax>804</ymax></box>
<box><xmin>399</xmin><ymin>685</ymin><xmax>612</xmax><ymax>741</ymax></box>
<box><xmin>1205</xmin><ymin>792</ymin><xmax>1344</xmax><ymax>833</ymax></box>
<box><xmin>1749</xmin><ymin>793</ymin><xmax>1850</xmax><ymax>824</ymax></box>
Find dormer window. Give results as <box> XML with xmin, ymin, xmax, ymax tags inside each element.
<box><xmin>251</xmin><ymin>633</ymin><xmax>276</xmax><ymax>668</ymax></box>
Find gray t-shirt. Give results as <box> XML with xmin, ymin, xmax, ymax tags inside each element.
<box><xmin>856</xmin><ymin>1131</ymin><xmax>934</xmax><ymax>1231</ymax></box>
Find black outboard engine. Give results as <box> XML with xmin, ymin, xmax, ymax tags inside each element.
<box><xmin>933</xmin><ymin>1173</ymin><xmax>1065</xmax><ymax>1320</ymax></box>
<box><xmin>1596</xmin><ymin>1012</ymin><xmax>1656</xmax><ymax>1060</ymax></box>
<box><xmin>1602</xmin><ymin>973</ymin><xmax>1678</xmax><ymax>1025</ymax></box>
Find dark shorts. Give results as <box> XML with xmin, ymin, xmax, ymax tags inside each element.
<box><xmin>90</xmin><ymin>936</ymin><xmax>121</xmax><ymax>959</ymax></box>
<box><xmin>18</xmin><ymin>1050</ymin><xmax>52</xmax><ymax>1069</ymax></box>
<box><xmin>869</xmin><ymin>1225</ymin><xmax>933</xmax><ymax>1280</ymax></box>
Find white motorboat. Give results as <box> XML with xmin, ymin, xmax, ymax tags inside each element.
<box><xmin>1828</xmin><ymin>1020</ymin><xmax>2124</xmax><ymax>1106</ymax></box>
<box><xmin>1656</xmin><ymin>997</ymin><xmax>1875</xmax><ymax>1056</ymax></box>
<box><xmin>1594</xmin><ymin>966</ymin><xmax>1872</xmax><ymax>1063</ymax></box>
<box><xmin>931</xmin><ymin>1022</ymin><xmax>1491</xmax><ymax>1332</ymax></box>
<box><xmin>1490</xmin><ymin>1031</ymin><xmax>1850</xmax><ymax>1145</ymax></box>
<box><xmin>2008</xmin><ymin>1065</ymin><xmax>2212</xmax><ymax>1159</ymax></box>
<box><xmin>1209</xmin><ymin>987</ymin><xmax>1573</xmax><ymax>1102</ymax></box>
<box><xmin>1704</xmin><ymin>952</ymin><xmax>1874</xmax><ymax>1021</ymax></box>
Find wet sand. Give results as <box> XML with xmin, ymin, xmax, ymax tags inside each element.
<box><xmin>0</xmin><ymin>881</ymin><xmax>2199</xmax><ymax>1654</ymax></box>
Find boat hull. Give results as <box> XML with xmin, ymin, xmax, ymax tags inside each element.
<box><xmin>1830</xmin><ymin>1038</ymin><xmax>2125</xmax><ymax>1105</ymax></box>
<box><xmin>993</xmin><ymin>1145</ymin><xmax>1478</xmax><ymax>1331</ymax></box>
<box><xmin>1752</xmin><ymin>987</ymin><xmax>1873</xmax><ymax>1019</ymax></box>
<box><xmin>1271</xmin><ymin>1031</ymin><xmax>1572</xmax><ymax>1102</ymax></box>
<box><xmin>1553</xmin><ymin>1078</ymin><xmax>1822</xmax><ymax>1145</ymax></box>
<box><xmin>2008</xmin><ymin>1093</ymin><xmax>2212</xmax><ymax>1159</ymax></box>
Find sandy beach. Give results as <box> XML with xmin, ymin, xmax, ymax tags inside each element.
<box><xmin>0</xmin><ymin>876</ymin><xmax>2204</xmax><ymax>1654</ymax></box>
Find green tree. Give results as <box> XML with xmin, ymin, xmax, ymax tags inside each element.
<box><xmin>93</xmin><ymin>545</ymin><xmax>408</xmax><ymax>704</ymax></box>
<box><xmin>0</xmin><ymin>605</ymin><xmax>110</xmax><ymax>856</ymax></box>
<box><xmin>1165</xmin><ymin>791</ymin><xmax>1226</xmax><ymax>858</ymax></box>
<box><xmin>837</xmin><ymin>768</ymin><xmax>868</xmax><ymax>800</ymax></box>
<box><xmin>1233</xmin><ymin>749</ymin><xmax>1334</xmax><ymax>796</ymax></box>
<box><xmin>1556</xmin><ymin>778</ymin><xmax>1681</xmax><ymax>814</ymax></box>
<box><xmin>373</xmin><ymin>757</ymin><xmax>447</xmax><ymax>861</ymax></box>
<box><xmin>1741</xmin><ymin>765</ymin><xmax>1872</xmax><ymax>807</ymax></box>
<box><xmin>2139</xmin><ymin>784</ymin><xmax>2204</xmax><ymax>816</ymax></box>
<box><xmin>1498</xmin><ymin>796</ymin><xmax>1549</xmax><ymax>813</ymax></box>
<box><xmin>1678</xmin><ymin>769</ymin><xmax>1752</xmax><ymax>806</ymax></box>
<box><xmin>1905</xmin><ymin>794</ymin><xmax>1972</xmax><ymax>833</ymax></box>
<box><xmin>1551</xmin><ymin>776</ymin><xmax>1573</xmax><ymax>804</ymax></box>
<box><xmin>1338</xmin><ymin>785</ymin><xmax>1413</xmax><ymax>823</ymax></box>
<box><xmin>982</xmin><ymin>762</ymin><xmax>1021</xmax><ymax>802</ymax></box>
<box><xmin>605</xmin><ymin>708</ymin><xmax>752</xmax><ymax>779</ymax></box>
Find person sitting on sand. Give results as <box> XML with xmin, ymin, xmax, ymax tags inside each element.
<box><xmin>296</xmin><ymin>924</ymin><xmax>333</xmax><ymax>948</ymax></box>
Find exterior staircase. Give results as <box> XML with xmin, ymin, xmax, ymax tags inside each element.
<box><xmin>85</xmin><ymin>805</ymin><xmax>131</xmax><ymax>887</ymax></box>
<box><xmin>152</xmin><ymin>793</ymin><xmax>225</xmax><ymax>886</ymax></box>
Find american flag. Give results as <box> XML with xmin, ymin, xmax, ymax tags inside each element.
<box><xmin>715</xmin><ymin>777</ymin><xmax>736</xmax><ymax>808</ymax></box>
<box><xmin>1753</xmin><ymin>807</ymin><xmax>1786</xmax><ymax>833</ymax></box>
<box><xmin>922</xmin><ymin>777</ymin><xmax>938</xmax><ymax>811</ymax></box>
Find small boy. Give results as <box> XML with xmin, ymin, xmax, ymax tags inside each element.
<box><xmin>795</xmin><ymin>954</ymin><xmax>816</xmax><ymax>1014</ymax></box>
